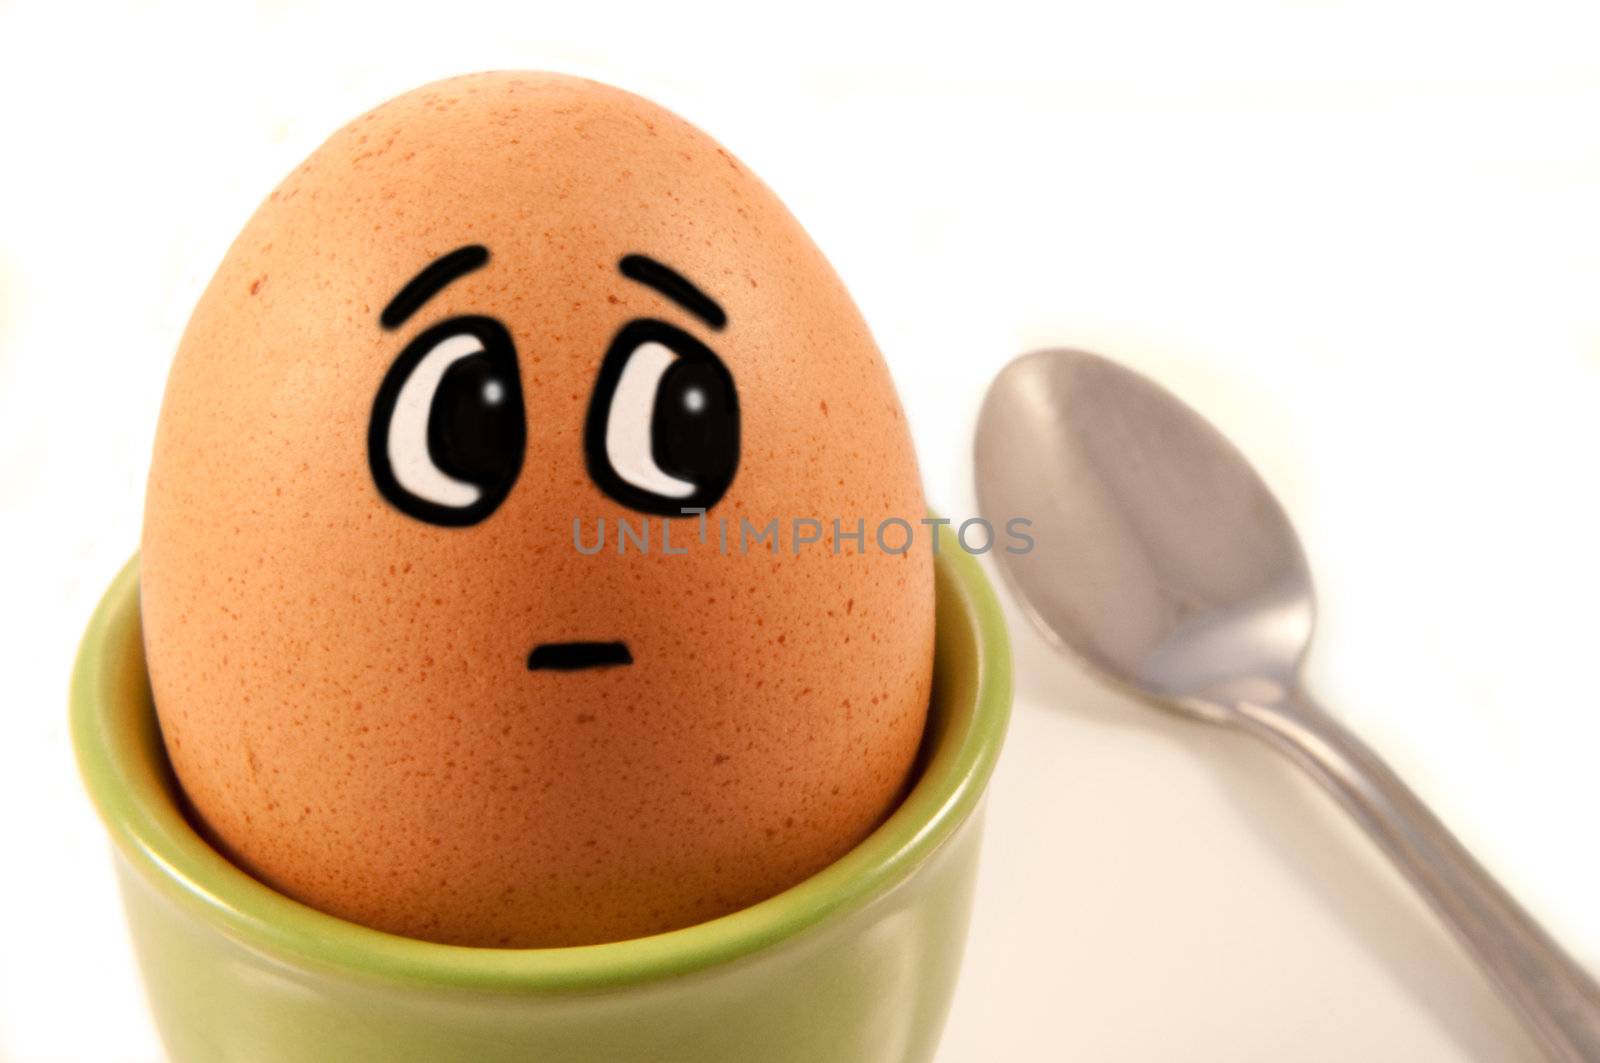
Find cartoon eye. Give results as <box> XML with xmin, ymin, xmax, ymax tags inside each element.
<box><xmin>368</xmin><ymin>315</ymin><xmax>526</xmax><ymax>526</ymax></box>
<box><xmin>584</xmin><ymin>319</ymin><xmax>739</xmax><ymax>515</ymax></box>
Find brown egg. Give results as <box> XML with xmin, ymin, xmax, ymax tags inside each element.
<box><xmin>140</xmin><ymin>72</ymin><xmax>933</xmax><ymax>947</ymax></box>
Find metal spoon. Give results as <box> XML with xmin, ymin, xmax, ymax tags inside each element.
<box><xmin>974</xmin><ymin>348</ymin><xmax>1600</xmax><ymax>1062</ymax></box>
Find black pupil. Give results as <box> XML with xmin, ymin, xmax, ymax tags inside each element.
<box><xmin>428</xmin><ymin>355</ymin><xmax>523</xmax><ymax>486</ymax></box>
<box><xmin>651</xmin><ymin>359</ymin><xmax>737</xmax><ymax>484</ymax></box>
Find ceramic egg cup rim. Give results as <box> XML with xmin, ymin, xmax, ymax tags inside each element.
<box><xmin>72</xmin><ymin>541</ymin><xmax>1011</xmax><ymax>994</ymax></box>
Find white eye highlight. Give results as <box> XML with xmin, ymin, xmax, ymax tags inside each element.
<box><xmin>387</xmin><ymin>331</ymin><xmax>485</xmax><ymax>509</ymax></box>
<box><xmin>603</xmin><ymin>340</ymin><xmax>696</xmax><ymax>500</ymax></box>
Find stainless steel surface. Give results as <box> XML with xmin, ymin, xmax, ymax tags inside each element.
<box><xmin>974</xmin><ymin>348</ymin><xmax>1600</xmax><ymax>1063</ymax></box>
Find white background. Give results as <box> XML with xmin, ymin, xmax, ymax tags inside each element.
<box><xmin>2</xmin><ymin>1</ymin><xmax>1598</xmax><ymax>1060</ymax></box>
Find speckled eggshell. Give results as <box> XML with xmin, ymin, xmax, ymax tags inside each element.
<box><xmin>140</xmin><ymin>72</ymin><xmax>933</xmax><ymax>947</ymax></box>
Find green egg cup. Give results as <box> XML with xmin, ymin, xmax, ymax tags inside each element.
<box><xmin>72</xmin><ymin>539</ymin><xmax>1012</xmax><ymax>1063</ymax></box>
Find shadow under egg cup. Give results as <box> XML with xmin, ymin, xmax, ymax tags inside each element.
<box><xmin>72</xmin><ymin>541</ymin><xmax>1011</xmax><ymax>1063</ymax></box>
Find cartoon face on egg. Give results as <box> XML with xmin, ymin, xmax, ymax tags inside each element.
<box><xmin>368</xmin><ymin>243</ymin><xmax>743</xmax><ymax>676</ymax></box>
<box><xmin>141</xmin><ymin>72</ymin><xmax>933</xmax><ymax>947</ymax></box>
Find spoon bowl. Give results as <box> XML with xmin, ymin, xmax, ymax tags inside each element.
<box><xmin>975</xmin><ymin>349</ymin><xmax>1313</xmax><ymax>709</ymax></box>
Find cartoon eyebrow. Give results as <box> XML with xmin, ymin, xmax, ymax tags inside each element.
<box><xmin>381</xmin><ymin>244</ymin><xmax>490</xmax><ymax>330</ymax></box>
<box><xmin>619</xmin><ymin>254</ymin><xmax>727</xmax><ymax>331</ymax></box>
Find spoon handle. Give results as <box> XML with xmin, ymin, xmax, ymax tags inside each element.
<box><xmin>1234</xmin><ymin>688</ymin><xmax>1600</xmax><ymax>1063</ymax></box>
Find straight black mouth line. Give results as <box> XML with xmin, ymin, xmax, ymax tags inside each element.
<box><xmin>527</xmin><ymin>641</ymin><xmax>633</xmax><ymax>671</ymax></box>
